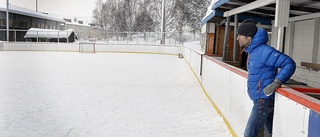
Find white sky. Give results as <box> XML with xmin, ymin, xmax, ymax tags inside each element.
<box><xmin>1</xmin><ymin>0</ymin><xmax>96</xmax><ymax>23</ymax></box>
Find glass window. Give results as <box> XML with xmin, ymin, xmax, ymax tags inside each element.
<box><xmin>0</xmin><ymin>19</ymin><xmax>6</xmax><ymax>26</ymax></box>
<box><xmin>9</xmin><ymin>19</ymin><xmax>13</xmax><ymax>27</ymax></box>
<box><xmin>32</xmin><ymin>22</ymin><xmax>36</xmax><ymax>28</ymax></box>
<box><xmin>26</xmin><ymin>22</ymin><xmax>30</xmax><ymax>28</ymax></box>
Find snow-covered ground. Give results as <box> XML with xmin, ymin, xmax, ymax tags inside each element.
<box><xmin>0</xmin><ymin>51</ymin><xmax>231</xmax><ymax>137</ymax></box>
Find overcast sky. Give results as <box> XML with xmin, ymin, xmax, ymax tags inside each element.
<box><xmin>2</xmin><ymin>0</ymin><xmax>96</xmax><ymax>23</ymax></box>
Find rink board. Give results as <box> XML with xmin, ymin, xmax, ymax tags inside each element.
<box><xmin>182</xmin><ymin>46</ymin><xmax>320</xmax><ymax>137</ymax></box>
<box><xmin>1</xmin><ymin>42</ymin><xmax>320</xmax><ymax>136</ymax></box>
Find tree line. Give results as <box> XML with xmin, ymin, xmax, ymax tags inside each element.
<box><xmin>92</xmin><ymin>0</ymin><xmax>210</xmax><ymax>33</ymax></box>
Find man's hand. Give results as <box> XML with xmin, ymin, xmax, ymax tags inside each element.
<box><xmin>263</xmin><ymin>79</ymin><xmax>282</xmax><ymax>96</ymax></box>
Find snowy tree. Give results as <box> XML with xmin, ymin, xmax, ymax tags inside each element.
<box><xmin>92</xmin><ymin>0</ymin><xmax>106</xmax><ymax>29</ymax></box>
<box><xmin>123</xmin><ymin>0</ymin><xmax>139</xmax><ymax>32</ymax></box>
<box><xmin>176</xmin><ymin>0</ymin><xmax>211</xmax><ymax>40</ymax></box>
<box><xmin>92</xmin><ymin>0</ymin><xmax>210</xmax><ymax>36</ymax></box>
<box><xmin>184</xmin><ymin>0</ymin><xmax>211</xmax><ymax>26</ymax></box>
<box><xmin>148</xmin><ymin>0</ymin><xmax>179</xmax><ymax>32</ymax></box>
<box><xmin>106</xmin><ymin>0</ymin><xmax>124</xmax><ymax>32</ymax></box>
<box><xmin>134</xmin><ymin>0</ymin><xmax>154</xmax><ymax>32</ymax></box>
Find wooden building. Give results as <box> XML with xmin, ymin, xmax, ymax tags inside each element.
<box><xmin>200</xmin><ymin>5</ymin><xmax>271</xmax><ymax>67</ymax></box>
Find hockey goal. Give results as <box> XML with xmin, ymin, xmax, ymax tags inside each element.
<box><xmin>79</xmin><ymin>42</ymin><xmax>96</xmax><ymax>53</ymax></box>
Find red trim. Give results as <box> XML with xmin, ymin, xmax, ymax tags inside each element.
<box><xmin>204</xmin><ymin>55</ymin><xmax>248</xmax><ymax>78</ymax></box>
<box><xmin>289</xmin><ymin>86</ymin><xmax>320</xmax><ymax>94</ymax></box>
<box><xmin>277</xmin><ymin>88</ymin><xmax>320</xmax><ymax>113</ymax></box>
<box><xmin>202</xmin><ymin>54</ymin><xmax>320</xmax><ymax>113</ymax></box>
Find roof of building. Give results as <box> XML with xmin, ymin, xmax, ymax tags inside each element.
<box><xmin>201</xmin><ymin>0</ymin><xmax>320</xmax><ymax>26</ymax></box>
<box><xmin>24</xmin><ymin>28</ymin><xmax>78</xmax><ymax>39</ymax></box>
<box><xmin>0</xmin><ymin>4</ymin><xmax>64</xmax><ymax>22</ymax></box>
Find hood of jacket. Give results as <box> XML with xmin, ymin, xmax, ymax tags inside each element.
<box><xmin>245</xmin><ymin>28</ymin><xmax>269</xmax><ymax>53</ymax></box>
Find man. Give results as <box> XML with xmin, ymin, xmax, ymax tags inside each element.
<box><xmin>237</xmin><ymin>19</ymin><xmax>296</xmax><ymax>137</ymax></box>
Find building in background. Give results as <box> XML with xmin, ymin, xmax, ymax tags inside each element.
<box><xmin>0</xmin><ymin>4</ymin><xmax>100</xmax><ymax>42</ymax></box>
<box><xmin>24</xmin><ymin>28</ymin><xmax>78</xmax><ymax>43</ymax></box>
<box><xmin>63</xmin><ymin>18</ymin><xmax>102</xmax><ymax>41</ymax></box>
<box><xmin>0</xmin><ymin>4</ymin><xmax>64</xmax><ymax>41</ymax></box>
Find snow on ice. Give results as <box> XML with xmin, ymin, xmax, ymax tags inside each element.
<box><xmin>0</xmin><ymin>51</ymin><xmax>231</xmax><ymax>137</ymax></box>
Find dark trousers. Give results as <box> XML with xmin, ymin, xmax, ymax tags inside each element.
<box><xmin>244</xmin><ymin>99</ymin><xmax>274</xmax><ymax>137</ymax></box>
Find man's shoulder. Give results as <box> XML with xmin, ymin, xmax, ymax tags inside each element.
<box><xmin>254</xmin><ymin>44</ymin><xmax>276</xmax><ymax>53</ymax></box>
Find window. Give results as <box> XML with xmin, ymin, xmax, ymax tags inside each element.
<box><xmin>32</xmin><ymin>22</ymin><xmax>36</xmax><ymax>28</ymax></box>
<box><xmin>0</xmin><ymin>19</ymin><xmax>6</xmax><ymax>26</ymax></box>
<box><xmin>20</xmin><ymin>21</ymin><xmax>27</xmax><ymax>28</ymax></box>
<box><xmin>9</xmin><ymin>19</ymin><xmax>13</xmax><ymax>27</ymax></box>
<box><xmin>26</xmin><ymin>22</ymin><xmax>30</xmax><ymax>28</ymax></box>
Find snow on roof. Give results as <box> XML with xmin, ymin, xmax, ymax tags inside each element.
<box><xmin>66</xmin><ymin>22</ymin><xmax>90</xmax><ymax>27</ymax></box>
<box><xmin>0</xmin><ymin>4</ymin><xmax>64</xmax><ymax>22</ymax></box>
<box><xmin>202</xmin><ymin>0</ymin><xmax>218</xmax><ymax>20</ymax></box>
<box><xmin>200</xmin><ymin>0</ymin><xmax>219</xmax><ymax>26</ymax></box>
<box><xmin>24</xmin><ymin>28</ymin><xmax>78</xmax><ymax>39</ymax></box>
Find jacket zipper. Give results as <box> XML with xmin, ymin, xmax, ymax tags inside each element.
<box><xmin>258</xmin><ymin>79</ymin><xmax>262</xmax><ymax>94</ymax></box>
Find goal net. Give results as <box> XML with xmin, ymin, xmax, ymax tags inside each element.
<box><xmin>79</xmin><ymin>42</ymin><xmax>96</xmax><ymax>53</ymax></box>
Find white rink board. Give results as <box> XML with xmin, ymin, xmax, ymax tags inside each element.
<box><xmin>273</xmin><ymin>93</ymin><xmax>309</xmax><ymax>137</ymax></box>
<box><xmin>2</xmin><ymin>42</ymin><xmax>318</xmax><ymax>136</ymax></box>
<box><xmin>1</xmin><ymin>43</ymin><xmax>181</xmax><ymax>55</ymax></box>
<box><xmin>182</xmin><ymin>46</ymin><xmax>316</xmax><ymax>137</ymax></box>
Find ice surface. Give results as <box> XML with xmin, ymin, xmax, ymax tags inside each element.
<box><xmin>0</xmin><ymin>51</ymin><xmax>232</xmax><ymax>137</ymax></box>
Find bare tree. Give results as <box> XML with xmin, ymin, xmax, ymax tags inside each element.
<box><xmin>134</xmin><ymin>0</ymin><xmax>154</xmax><ymax>32</ymax></box>
<box><xmin>148</xmin><ymin>0</ymin><xmax>179</xmax><ymax>32</ymax></box>
<box><xmin>184</xmin><ymin>0</ymin><xmax>211</xmax><ymax>29</ymax></box>
<box><xmin>92</xmin><ymin>0</ymin><xmax>210</xmax><ymax>36</ymax></box>
<box><xmin>92</xmin><ymin>0</ymin><xmax>106</xmax><ymax>29</ymax></box>
<box><xmin>175</xmin><ymin>0</ymin><xmax>211</xmax><ymax>40</ymax></box>
<box><xmin>124</xmin><ymin>0</ymin><xmax>139</xmax><ymax>32</ymax></box>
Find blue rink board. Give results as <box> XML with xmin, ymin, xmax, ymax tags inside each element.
<box><xmin>308</xmin><ymin>110</ymin><xmax>320</xmax><ymax>137</ymax></box>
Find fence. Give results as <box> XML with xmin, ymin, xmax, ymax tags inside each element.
<box><xmin>0</xmin><ymin>29</ymin><xmax>200</xmax><ymax>46</ymax></box>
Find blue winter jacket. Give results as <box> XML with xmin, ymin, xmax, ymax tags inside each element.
<box><xmin>245</xmin><ymin>28</ymin><xmax>296</xmax><ymax>101</ymax></box>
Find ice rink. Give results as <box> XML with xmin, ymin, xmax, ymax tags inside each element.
<box><xmin>0</xmin><ymin>51</ymin><xmax>232</xmax><ymax>137</ymax></box>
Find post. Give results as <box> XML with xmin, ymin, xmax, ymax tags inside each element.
<box><xmin>57</xmin><ymin>31</ymin><xmax>59</xmax><ymax>43</ymax></box>
<box><xmin>222</xmin><ymin>17</ymin><xmax>230</xmax><ymax>61</ymax></box>
<box><xmin>67</xmin><ymin>31</ymin><xmax>69</xmax><ymax>43</ymax></box>
<box><xmin>36</xmin><ymin>0</ymin><xmax>38</xmax><ymax>12</ymax></box>
<box><xmin>6</xmin><ymin>0</ymin><xmax>9</xmax><ymax>42</ymax></box>
<box><xmin>160</xmin><ymin>0</ymin><xmax>166</xmax><ymax>45</ymax></box>
<box><xmin>36</xmin><ymin>31</ymin><xmax>38</xmax><ymax>42</ymax></box>
<box><xmin>14</xmin><ymin>30</ymin><xmax>16</xmax><ymax>42</ymax></box>
<box><xmin>233</xmin><ymin>14</ymin><xmax>239</xmax><ymax>61</ymax></box>
<box><xmin>275</xmin><ymin>0</ymin><xmax>290</xmax><ymax>51</ymax></box>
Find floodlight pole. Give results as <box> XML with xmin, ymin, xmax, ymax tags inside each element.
<box><xmin>6</xmin><ymin>0</ymin><xmax>9</xmax><ymax>42</ymax></box>
<box><xmin>160</xmin><ymin>0</ymin><xmax>165</xmax><ymax>45</ymax></box>
<box><xmin>36</xmin><ymin>0</ymin><xmax>38</xmax><ymax>12</ymax></box>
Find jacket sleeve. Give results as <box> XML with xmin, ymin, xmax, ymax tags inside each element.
<box><xmin>260</xmin><ymin>46</ymin><xmax>296</xmax><ymax>83</ymax></box>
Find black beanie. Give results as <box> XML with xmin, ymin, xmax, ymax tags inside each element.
<box><xmin>237</xmin><ymin>19</ymin><xmax>258</xmax><ymax>38</ymax></box>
